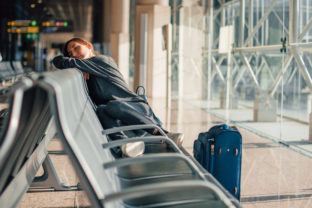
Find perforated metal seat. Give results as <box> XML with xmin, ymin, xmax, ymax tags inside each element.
<box><xmin>39</xmin><ymin>69</ymin><xmax>240</xmax><ymax>208</ymax></box>
<box><xmin>0</xmin><ymin>77</ymin><xmax>56</xmax><ymax>208</ymax></box>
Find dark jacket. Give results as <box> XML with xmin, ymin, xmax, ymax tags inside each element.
<box><xmin>52</xmin><ymin>55</ymin><xmax>145</xmax><ymax>105</ymax></box>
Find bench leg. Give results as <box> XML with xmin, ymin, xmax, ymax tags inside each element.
<box><xmin>30</xmin><ymin>155</ymin><xmax>73</xmax><ymax>191</ymax></box>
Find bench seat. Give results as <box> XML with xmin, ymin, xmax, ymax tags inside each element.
<box><xmin>0</xmin><ymin>77</ymin><xmax>56</xmax><ymax>207</ymax></box>
<box><xmin>0</xmin><ymin>62</ymin><xmax>15</xmax><ymax>82</ymax></box>
<box><xmin>38</xmin><ymin>69</ymin><xmax>240</xmax><ymax>208</ymax></box>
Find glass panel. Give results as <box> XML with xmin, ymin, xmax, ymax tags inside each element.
<box><xmin>171</xmin><ymin>0</ymin><xmax>312</xmax><ymax>207</ymax></box>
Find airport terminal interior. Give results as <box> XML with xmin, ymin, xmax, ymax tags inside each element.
<box><xmin>1</xmin><ymin>0</ymin><xmax>312</xmax><ymax>207</ymax></box>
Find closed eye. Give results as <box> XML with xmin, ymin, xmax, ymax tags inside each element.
<box><xmin>74</xmin><ymin>45</ymin><xmax>80</xmax><ymax>51</ymax></box>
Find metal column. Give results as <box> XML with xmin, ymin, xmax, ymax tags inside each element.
<box><xmin>239</xmin><ymin>0</ymin><xmax>245</xmax><ymax>47</ymax></box>
<box><xmin>207</xmin><ymin>0</ymin><xmax>214</xmax><ymax>100</ymax></box>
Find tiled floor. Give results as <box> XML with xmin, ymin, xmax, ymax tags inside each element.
<box><xmin>18</xmin><ymin>98</ymin><xmax>312</xmax><ymax>207</ymax></box>
<box><xmin>188</xmin><ymin>100</ymin><xmax>312</xmax><ymax>208</ymax></box>
<box><xmin>19</xmin><ymin>139</ymin><xmax>91</xmax><ymax>208</ymax></box>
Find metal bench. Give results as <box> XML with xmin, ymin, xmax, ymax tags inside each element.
<box><xmin>0</xmin><ymin>77</ymin><xmax>57</xmax><ymax>207</ymax></box>
<box><xmin>11</xmin><ymin>61</ymin><xmax>26</xmax><ymax>76</ymax></box>
<box><xmin>0</xmin><ymin>61</ymin><xmax>16</xmax><ymax>84</ymax></box>
<box><xmin>39</xmin><ymin>69</ymin><xmax>241</xmax><ymax>208</ymax></box>
<box><xmin>0</xmin><ymin>61</ymin><xmax>25</xmax><ymax>101</ymax></box>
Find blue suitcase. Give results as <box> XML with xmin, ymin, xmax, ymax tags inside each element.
<box><xmin>193</xmin><ymin>124</ymin><xmax>242</xmax><ymax>200</ymax></box>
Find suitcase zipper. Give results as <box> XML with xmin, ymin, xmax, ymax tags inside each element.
<box><xmin>208</xmin><ymin>138</ymin><xmax>214</xmax><ymax>155</ymax></box>
<box><xmin>234</xmin><ymin>187</ymin><xmax>238</xmax><ymax>195</ymax></box>
<box><xmin>234</xmin><ymin>148</ymin><xmax>239</xmax><ymax>156</ymax></box>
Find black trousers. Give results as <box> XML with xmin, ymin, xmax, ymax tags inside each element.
<box><xmin>96</xmin><ymin>100</ymin><xmax>167</xmax><ymax>141</ymax></box>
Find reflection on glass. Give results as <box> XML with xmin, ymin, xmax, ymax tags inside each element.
<box><xmin>171</xmin><ymin>1</ymin><xmax>312</xmax><ymax>207</ymax></box>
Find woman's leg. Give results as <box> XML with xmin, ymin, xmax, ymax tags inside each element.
<box><xmin>97</xmin><ymin>104</ymin><xmax>145</xmax><ymax>157</ymax></box>
<box><xmin>104</xmin><ymin>100</ymin><xmax>168</xmax><ymax>135</ymax></box>
<box><xmin>103</xmin><ymin>100</ymin><xmax>183</xmax><ymax>147</ymax></box>
<box><xmin>96</xmin><ymin>105</ymin><xmax>127</xmax><ymax>140</ymax></box>
<box><xmin>97</xmin><ymin>104</ymin><xmax>144</xmax><ymax>137</ymax></box>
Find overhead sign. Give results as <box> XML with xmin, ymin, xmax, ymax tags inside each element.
<box><xmin>7</xmin><ymin>26</ymin><xmax>39</xmax><ymax>33</ymax></box>
<box><xmin>26</xmin><ymin>33</ymin><xmax>39</xmax><ymax>40</ymax></box>
<box><xmin>7</xmin><ymin>20</ymin><xmax>37</xmax><ymax>27</ymax></box>
<box><xmin>7</xmin><ymin>20</ymin><xmax>72</xmax><ymax>34</ymax></box>
<box><xmin>41</xmin><ymin>20</ymin><xmax>72</xmax><ymax>33</ymax></box>
<box><xmin>7</xmin><ymin>20</ymin><xmax>39</xmax><ymax>34</ymax></box>
<box><xmin>42</xmin><ymin>20</ymin><xmax>68</xmax><ymax>27</ymax></box>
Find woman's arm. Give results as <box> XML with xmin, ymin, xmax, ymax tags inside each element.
<box><xmin>52</xmin><ymin>55</ymin><xmax>110</xmax><ymax>78</ymax></box>
<box><xmin>52</xmin><ymin>55</ymin><xmax>68</xmax><ymax>69</ymax></box>
<box><xmin>53</xmin><ymin>55</ymin><xmax>95</xmax><ymax>72</ymax></box>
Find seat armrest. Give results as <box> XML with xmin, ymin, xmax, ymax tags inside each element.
<box><xmin>102</xmin><ymin>136</ymin><xmax>182</xmax><ymax>153</ymax></box>
<box><xmin>103</xmin><ymin>180</ymin><xmax>237</xmax><ymax>208</ymax></box>
<box><xmin>102</xmin><ymin>124</ymin><xmax>167</xmax><ymax>136</ymax></box>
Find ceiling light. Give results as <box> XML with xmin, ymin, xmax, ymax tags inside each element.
<box><xmin>30</xmin><ymin>4</ymin><xmax>36</xmax><ymax>8</ymax></box>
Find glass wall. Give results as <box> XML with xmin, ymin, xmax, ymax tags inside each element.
<box><xmin>172</xmin><ymin>0</ymin><xmax>312</xmax><ymax>141</ymax></box>
<box><xmin>171</xmin><ymin>0</ymin><xmax>312</xmax><ymax>207</ymax></box>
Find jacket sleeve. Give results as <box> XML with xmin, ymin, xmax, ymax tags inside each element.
<box><xmin>52</xmin><ymin>56</ymin><xmax>67</xmax><ymax>69</ymax></box>
<box><xmin>52</xmin><ymin>55</ymin><xmax>111</xmax><ymax>78</ymax></box>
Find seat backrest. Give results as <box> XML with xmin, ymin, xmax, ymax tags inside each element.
<box><xmin>40</xmin><ymin>69</ymin><xmax>118</xmax><ymax>207</ymax></box>
<box><xmin>0</xmin><ymin>77</ymin><xmax>52</xmax><ymax>194</ymax></box>
<box><xmin>11</xmin><ymin>61</ymin><xmax>24</xmax><ymax>75</ymax></box>
<box><xmin>0</xmin><ymin>62</ymin><xmax>16</xmax><ymax>80</ymax></box>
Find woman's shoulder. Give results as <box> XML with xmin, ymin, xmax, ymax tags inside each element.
<box><xmin>90</xmin><ymin>55</ymin><xmax>118</xmax><ymax>69</ymax></box>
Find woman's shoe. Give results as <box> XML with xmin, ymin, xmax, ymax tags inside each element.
<box><xmin>121</xmin><ymin>141</ymin><xmax>145</xmax><ymax>157</ymax></box>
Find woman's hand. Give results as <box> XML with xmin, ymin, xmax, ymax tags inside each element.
<box><xmin>83</xmin><ymin>72</ymin><xmax>90</xmax><ymax>80</ymax></box>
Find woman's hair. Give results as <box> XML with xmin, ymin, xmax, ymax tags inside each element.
<box><xmin>63</xmin><ymin>37</ymin><xmax>95</xmax><ymax>57</ymax></box>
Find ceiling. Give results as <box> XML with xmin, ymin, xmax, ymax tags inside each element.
<box><xmin>13</xmin><ymin>0</ymin><xmax>93</xmax><ymax>33</ymax></box>
<box><xmin>43</xmin><ymin>0</ymin><xmax>93</xmax><ymax>32</ymax></box>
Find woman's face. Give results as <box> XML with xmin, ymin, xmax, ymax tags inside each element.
<box><xmin>67</xmin><ymin>41</ymin><xmax>93</xmax><ymax>59</ymax></box>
